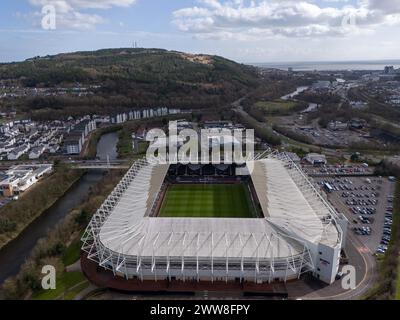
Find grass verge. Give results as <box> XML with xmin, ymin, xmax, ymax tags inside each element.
<box><xmin>254</xmin><ymin>100</ymin><xmax>300</xmax><ymax>115</ymax></box>
<box><xmin>62</xmin><ymin>239</ymin><xmax>83</xmax><ymax>266</ymax></box>
<box><xmin>365</xmin><ymin>179</ymin><xmax>400</xmax><ymax>300</ymax></box>
<box><xmin>32</xmin><ymin>272</ymin><xmax>87</xmax><ymax>300</ymax></box>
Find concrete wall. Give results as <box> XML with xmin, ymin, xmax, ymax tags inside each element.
<box><xmin>314</xmin><ymin>242</ymin><xmax>341</xmax><ymax>284</ymax></box>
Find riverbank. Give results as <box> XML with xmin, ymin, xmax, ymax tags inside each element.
<box><xmin>83</xmin><ymin>125</ymin><xmax>123</xmax><ymax>159</ymax></box>
<box><xmin>1</xmin><ymin>169</ymin><xmax>126</xmax><ymax>300</ymax></box>
<box><xmin>117</xmin><ymin>122</ymin><xmax>138</xmax><ymax>158</ymax></box>
<box><xmin>0</xmin><ymin>166</ymin><xmax>84</xmax><ymax>251</ymax></box>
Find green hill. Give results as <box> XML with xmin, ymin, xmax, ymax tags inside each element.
<box><xmin>0</xmin><ymin>48</ymin><xmax>262</xmax><ymax>118</ymax></box>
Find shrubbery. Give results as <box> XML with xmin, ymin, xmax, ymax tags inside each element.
<box><xmin>366</xmin><ymin>179</ymin><xmax>400</xmax><ymax>300</ymax></box>
<box><xmin>272</xmin><ymin>125</ymin><xmax>313</xmax><ymax>145</ymax></box>
<box><xmin>0</xmin><ymin>167</ymin><xmax>83</xmax><ymax>249</ymax></box>
<box><xmin>236</xmin><ymin>112</ymin><xmax>281</xmax><ymax>146</ymax></box>
<box><xmin>2</xmin><ymin>170</ymin><xmax>125</xmax><ymax>300</ymax></box>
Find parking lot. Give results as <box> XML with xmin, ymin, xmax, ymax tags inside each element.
<box><xmin>303</xmin><ymin>164</ymin><xmax>373</xmax><ymax>176</ymax></box>
<box><xmin>314</xmin><ymin>176</ymin><xmax>396</xmax><ymax>254</ymax></box>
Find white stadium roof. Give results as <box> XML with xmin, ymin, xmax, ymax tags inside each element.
<box><xmin>82</xmin><ymin>153</ymin><xmax>342</xmax><ymax>283</ymax></box>
<box><xmin>250</xmin><ymin>158</ymin><xmax>338</xmax><ymax>247</ymax></box>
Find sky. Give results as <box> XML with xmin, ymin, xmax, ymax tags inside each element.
<box><xmin>0</xmin><ymin>0</ymin><xmax>400</xmax><ymax>63</ymax></box>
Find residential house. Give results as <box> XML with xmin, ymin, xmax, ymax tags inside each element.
<box><xmin>29</xmin><ymin>146</ymin><xmax>46</xmax><ymax>159</ymax></box>
<box><xmin>7</xmin><ymin>144</ymin><xmax>30</xmax><ymax>160</ymax></box>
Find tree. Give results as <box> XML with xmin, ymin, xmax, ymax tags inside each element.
<box><xmin>2</xmin><ymin>278</ymin><xmax>21</xmax><ymax>300</ymax></box>
<box><xmin>350</xmin><ymin>153</ymin><xmax>359</xmax><ymax>162</ymax></box>
<box><xmin>75</xmin><ymin>209</ymin><xmax>90</xmax><ymax>226</ymax></box>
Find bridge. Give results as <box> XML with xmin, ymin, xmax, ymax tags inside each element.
<box><xmin>67</xmin><ymin>160</ymin><xmax>131</xmax><ymax>170</ymax></box>
<box><xmin>68</xmin><ymin>150</ymin><xmax>272</xmax><ymax>170</ymax></box>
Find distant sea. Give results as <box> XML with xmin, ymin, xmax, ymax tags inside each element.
<box><xmin>252</xmin><ymin>60</ymin><xmax>400</xmax><ymax>71</ymax></box>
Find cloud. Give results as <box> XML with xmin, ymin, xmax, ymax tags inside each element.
<box><xmin>28</xmin><ymin>0</ymin><xmax>137</xmax><ymax>30</ymax></box>
<box><xmin>172</xmin><ymin>0</ymin><xmax>400</xmax><ymax>40</ymax></box>
<box><xmin>365</xmin><ymin>0</ymin><xmax>400</xmax><ymax>14</ymax></box>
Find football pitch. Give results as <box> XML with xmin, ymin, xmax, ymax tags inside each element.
<box><xmin>158</xmin><ymin>184</ymin><xmax>255</xmax><ymax>218</ymax></box>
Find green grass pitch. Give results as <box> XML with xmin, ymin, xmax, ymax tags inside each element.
<box><xmin>158</xmin><ymin>184</ymin><xmax>255</xmax><ymax>218</ymax></box>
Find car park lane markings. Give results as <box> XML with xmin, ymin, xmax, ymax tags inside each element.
<box><xmin>358</xmin><ymin>246</ymin><xmax>370</xmax><ymax>254</ymax></box>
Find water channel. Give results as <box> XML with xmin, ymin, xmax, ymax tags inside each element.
<box><xmin>0</xmin><ymin>131</ymin><xmax>119</xmax><ymax>284</ymax></box>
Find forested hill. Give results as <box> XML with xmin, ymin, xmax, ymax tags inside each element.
<box><xmin>0</xmin><ymin>48</ymin><xmax>262</xmax><ymax>118</ymax></box>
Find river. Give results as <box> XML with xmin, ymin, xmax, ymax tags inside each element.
<box><xmin>96</xmin><ymin>131</ymin><xmax>118</xmax><ymax>161</ymax></box>
<box><xmin>280</xmin><ymin>86</ymin><xmax>309</xmax><ymax>100</ymax></box>
<box><xmin>280</xmin><ymin>86</ymin><xmax>320</xmax><ymax>113</ymax></box>
<box><xmin>0</xmin><ymin>131</ymin><xmax>119</xmax><ymax>285</ymax></box>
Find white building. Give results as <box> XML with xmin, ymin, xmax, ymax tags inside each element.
<box><xmin>29</xmin><ymin>146</ymin><xmax>46</xmax><ymax>159</ymax></box>
<box><xmin>47</xmin><ymin>144</ymin><xmax>60</xmax><ymax>154</ymax></box>
<box><xmin>0</xmin><ymin>164</ymin><xmax>53</xmax><ymax>197</ymax></box>
<box><xmin>113</xmin><ymin>107</ymin><xmax>178</xmax><ymax>123</ymax></box>
<box><xmin>305</xmin><ymin>153</ymin><xmax>327</xmax><ymax>166</ymax></box>
<box><xmin>7</xmin><ymin>144</ymin><xmax>30</xmax><ymax>160</ymax></box>
<box><xmin>82</xmin><ymin>153</ymin><xmax>346</xmax><ymax>285</ymax></box>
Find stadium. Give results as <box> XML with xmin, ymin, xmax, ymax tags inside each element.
<box><xmin>81</xmin><ymin>152</ymin><xmax>348</xmax><ymax>288</ymax></box>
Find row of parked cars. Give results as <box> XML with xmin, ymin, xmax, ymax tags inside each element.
<box><xmin>353</xmin><ymin>226</ymin><xmax>372</xmax><ymax>235</ymax></box>
<box><xmin>343</xmin><ymin>182</ymin><xmax>381</xmax><ymax>237</ymax></box>
<box><xmin>376</xmin><ymin>197</ymin><xmax>394</xmax><ymax>254</ymax></box>
<box><xmin>358</xmin><ymin>215</ymin><xmax>373</xmax><ymax>224</ymax></box>
<box><xmin>346</xmin><ymin>198</ymin><xmax>378</xmax><ymax>206</ymax></box>
<box><xmin>343</xmin><ymin>191</ymin><xmax>379</xmax><ymax>198</ymax></box>
<box><xmin>351</xmin><ymin>207</ymin><xmax>376</xmax><ymax>215</ymax></box>
<box><xmin>318</xmin><ymin>165</ymin><xmax>370</xmax><ymax>175</ymax></box>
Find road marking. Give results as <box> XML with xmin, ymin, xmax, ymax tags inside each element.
<box><xmin>359</xmin><ymin>246</ymin><xmax>370</xmax><ymax>253</ymax></box>
<box><xmin>300</xmin><ymin>233</ymin><xmax>372</xmax><ymax>300</ymax></box>
<box><xmin>322</xmin><ymin>235</ymin><xmax>372</xmax><ymax>300</ymax></box>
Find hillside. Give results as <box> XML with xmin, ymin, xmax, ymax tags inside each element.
<box><xmin>0</xmin><ymin>48</ymin><xmax>262</xmax><ymax>119</ymax></box>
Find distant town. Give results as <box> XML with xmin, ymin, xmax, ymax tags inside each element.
<box><xmin>2</xmin><ymin>64</ymin><xmax>400</xmax><ymax>204</ymax></box>
<box><xmin>1</xmin><ymin>57</ymin><xmax>400</xmax><ymax>302</ymax></box>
